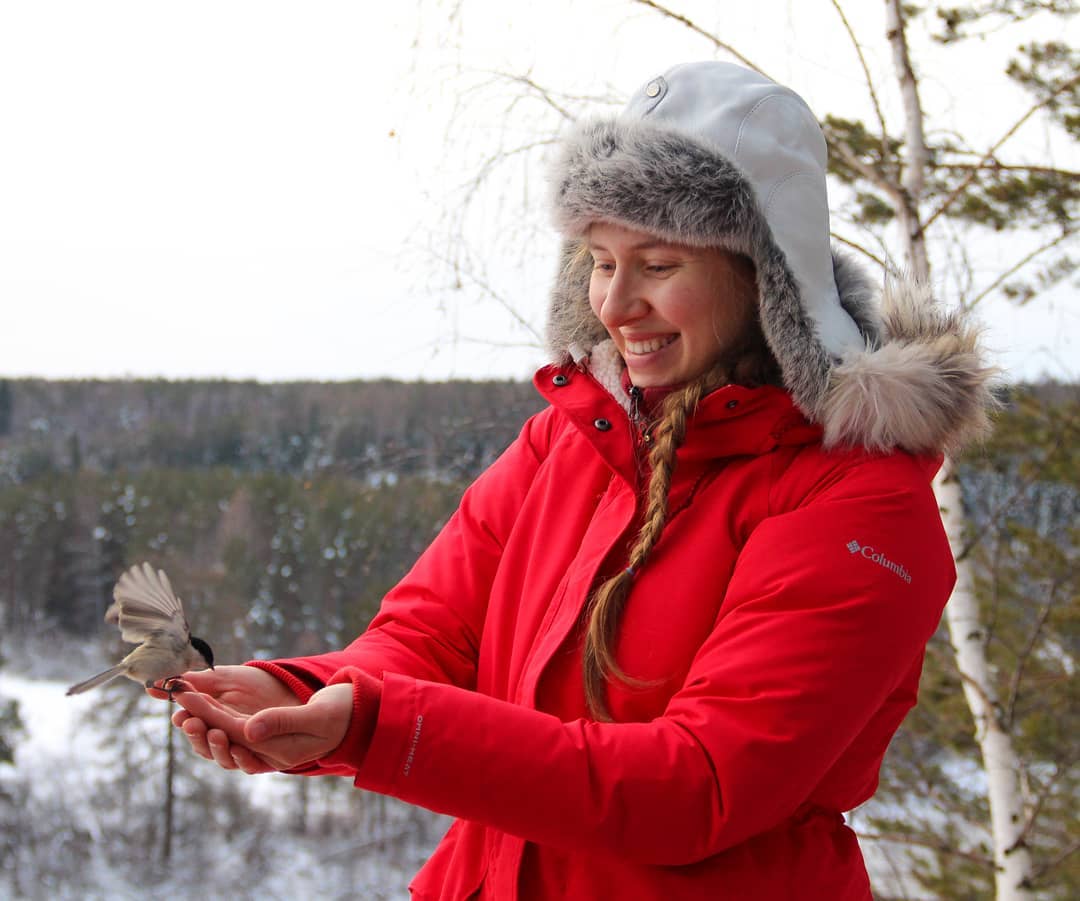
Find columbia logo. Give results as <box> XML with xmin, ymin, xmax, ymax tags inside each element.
<box><xmin>847</xmin><ymin>539</ymin><xmax>912</xmax><ymax>584</ymax></box>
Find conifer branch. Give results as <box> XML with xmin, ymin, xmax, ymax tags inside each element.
<box><xmin>938</xmin><ymin>162</ymin><xmax>1080</xmax><ymax>178</ymax></box>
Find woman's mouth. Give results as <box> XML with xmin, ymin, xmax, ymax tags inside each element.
<box><xmin>624</xmin><ymin>334</ymin><xmax>678</xmax><ymax>355</ymax></box>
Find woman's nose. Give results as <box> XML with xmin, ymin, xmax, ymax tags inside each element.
<box><xmin>599</xmin><ymin>270</ymin><xmax>648</xmax><ymax>326</ymax></box>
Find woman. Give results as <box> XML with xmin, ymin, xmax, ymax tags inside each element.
<box><xmin>167</xmin><ymin>62</ymin><xmax>993</xmax><ymax>899</ymax></box>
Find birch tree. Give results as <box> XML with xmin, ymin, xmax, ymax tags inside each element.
<box><xmin>418</xmin><ymin>1</ymin><xmax>1078</xmax><ymax>896</ymax></box>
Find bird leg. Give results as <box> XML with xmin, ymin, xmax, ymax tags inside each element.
<box><xmin>152</xmin><ymin>676</ymin><xmax>189</xmax><ymax>701</ymax></box>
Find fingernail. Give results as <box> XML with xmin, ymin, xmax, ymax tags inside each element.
<box><xmin>249</xmin><ymin>722</ymin><xmax>268</xmax><ymax>742</ymax></box>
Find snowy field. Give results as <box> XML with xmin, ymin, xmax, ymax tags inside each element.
<box><xmin>0</xmin><ymin>658</ymin><xmax>445</xmax><ymax>901</ymax></box>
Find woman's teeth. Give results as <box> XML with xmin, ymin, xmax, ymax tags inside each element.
<box><xmin>624</xmin><ymin>335</ymin><xmax>677</xmax><ymax>355</ymax></box>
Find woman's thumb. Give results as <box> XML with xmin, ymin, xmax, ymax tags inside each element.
<box><xmin>246</xmin><ymin>706</ymin><xmax>305</xmax><ymax>743</ymax></box>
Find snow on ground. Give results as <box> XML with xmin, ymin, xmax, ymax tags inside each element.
<box><xmin>0</xmin><ymin>670</ymin><xmax>438</xmax><ymax>900</ymax></box>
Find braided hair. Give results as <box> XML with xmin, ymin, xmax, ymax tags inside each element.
<box><xmin>582</xmin><ymin>254</ymin><xmax>780</xmax><ymax>720</ymax></box>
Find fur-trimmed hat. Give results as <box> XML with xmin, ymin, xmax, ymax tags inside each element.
<box><xmin>547</xmin><ymin>61</ymin><xmax>993</xmax><ymax>455</ymax></box>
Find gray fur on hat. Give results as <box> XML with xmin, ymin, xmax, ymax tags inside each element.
<box><xmin>547</xmin><ymin>61</ymin><xmax>994</xmax><ymax>455</ymax></box>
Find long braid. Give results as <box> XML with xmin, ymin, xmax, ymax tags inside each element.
<box><xmin>583</xmin><ymin>365</ymin><xmax>730</xmax><ymax>720</ymax></box>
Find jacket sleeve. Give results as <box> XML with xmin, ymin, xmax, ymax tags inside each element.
<box><xmin>252</xmin><ymin>407</ymin><xmax>558</xmax><ymax>692</ymax></box>
<box><xmin>337</xmin><ymin>453</ymin><xmax>956</xmax><ymax>864</ymax></box>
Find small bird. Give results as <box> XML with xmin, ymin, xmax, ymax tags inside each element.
<box><xmin>66</xmin><ymin>562</ymin><xmax>215</xmax><ymax>696</ymax></box>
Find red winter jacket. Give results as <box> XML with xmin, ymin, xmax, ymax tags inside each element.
<box><xmin>258</xmin><ymin>364</ymin><xmax>955</xmax><ymax>900</ymax></box>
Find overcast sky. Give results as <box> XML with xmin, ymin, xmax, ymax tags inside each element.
<box><xmin>1</xmin><ymin>1</ymin><xmax>1076</xmax><ymax>384</ymax></box>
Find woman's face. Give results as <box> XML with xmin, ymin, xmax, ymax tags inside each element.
<box><xmin>587</xmin><ymin>222</ymin><xmax>757</xmax><ymax>388</ymax></box>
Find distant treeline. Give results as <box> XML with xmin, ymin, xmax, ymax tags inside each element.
<box><xmin>0</xmin><ymin>377</ymin><xmax>545</xmax><ymax>482</ymax></box>
<box><xmin>0</xmin><ymin>377</ymin><xmax>544</xmax><ymax>658</ymax></box>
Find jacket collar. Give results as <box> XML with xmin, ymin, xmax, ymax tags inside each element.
<box><xmin>534</xmin><ymin>362</ymin><xmax>821</xmax><ymax>485</ymax></box>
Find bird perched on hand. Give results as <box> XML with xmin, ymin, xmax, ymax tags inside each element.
<box><xmin>66</xmin><ymin>562</ymin><xmax>215</xmax><ymax>696</ymax></box>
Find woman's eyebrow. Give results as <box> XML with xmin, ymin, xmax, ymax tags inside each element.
<box><xmin>587</xmin><ymin>239</ymin><xmax>680</xmax><ymax>253</ymax></box>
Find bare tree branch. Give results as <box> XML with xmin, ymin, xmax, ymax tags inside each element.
<box><xmin>925</xmin><ymin>71</ymin><xmax>1080</xmax><ymax>229</ymax></box>
<box><xmin>1025</xmin><ymin>838</ymin><xmax>1080</xmax><ymax>888</ymax></box>
<box><xmin>857</xmin><ymin>831</ymin><xmax>996</xmax><ymax>868</ymax></box>
<box><xmin>418</xmin><ymin>233</ymin><xmax>544</xmax><ymax>345</ymax></box>
<box><xmin>1015</xmin><ymin>751</ymin><xmax>1080</xmax><ymax>851</ymax></box>
<box><xmin>630</xmin><ymin>0</ymin><xmax>770</xmax><ymax>77</ymax></box>
<box><xmin>821</xmin><ymin>121</ymin><xmax>906</xmax><ymax>201</ymax></box>
<box><xmin>829</xmin><ymin>0</ymin><xmax>893</xmax><ymax>172</ymax></box>
<box><xmin>965</xmin><ymin>228</ymin><xmax>1077</xmax><ymax>309</ymax></box>
<box><xmin>1004</xmin><ymin>590</ymin><xmax>1056</xmax><ymax>729</ymax></box>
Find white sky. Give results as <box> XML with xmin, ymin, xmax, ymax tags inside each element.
<box><xmin>0</xmin><ymin>1</ymin><xmax>1076</xmax><ymax>384</ymax></box>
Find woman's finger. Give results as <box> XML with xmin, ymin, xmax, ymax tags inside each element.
<box><xmin>232</xmin><ymin>744</ymin><xmax>278</xmax><ymax>775</ymax></box>
<box><xmin>180</xmin><ymin>716</ymin><xmax>213</xmax><ymax>760</ymax></box>
<box><xmin>206</xmin><ymin>728</ymin><xmax>239</xmax><ymax>770</ymax></box>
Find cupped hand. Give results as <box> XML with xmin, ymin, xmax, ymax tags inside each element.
<box><xmin>147</xmin><ymin>665</ymin><xmax>303</xmax><ymax>772</ymax></box>
<box><xmin>174</xmin><ymin>683</ymin><xmax>353</xmax><ymax>774</ymax></box>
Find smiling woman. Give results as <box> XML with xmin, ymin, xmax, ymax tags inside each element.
<box><xmin>164</xmin><ymin>61</ymin><xmax>995</xmax><ymax>900</ymax></box>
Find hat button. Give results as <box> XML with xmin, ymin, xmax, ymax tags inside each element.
<box><xmin>645</xmin><ymin>80</ymin><xmax>661</xmax><ymax>98</ymax></box>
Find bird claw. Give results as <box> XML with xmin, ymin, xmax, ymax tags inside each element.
<box><xmin>152</xmin><ymin>677</ymin><xmax>191</xmax><ymax>701</ymax></box>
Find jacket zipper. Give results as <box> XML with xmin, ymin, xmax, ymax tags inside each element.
<box><xmin>628</xmin><ymin>384</ymin><xmax>654</xmax><ymax>453</ymax></box>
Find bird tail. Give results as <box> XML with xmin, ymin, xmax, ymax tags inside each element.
<box><xmin>66</xmin><ymin>665</ymin><xmax>126</xmax><ymax>696</ymax></box>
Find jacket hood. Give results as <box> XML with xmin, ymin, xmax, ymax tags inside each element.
<box><xmin>546</xmin><ymin>61</ymin><xmax>994</xmax><ymax>457</ymax></box>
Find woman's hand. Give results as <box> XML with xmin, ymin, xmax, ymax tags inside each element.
<box><xmin>148</xmin><ymin>665</ymin><xmax>304</xmax><ymax>773</ymax></box>
<box><xmin>174</xmin><ymin>682</ymin><xmax>354</xmax><ymax>774</ymax></box>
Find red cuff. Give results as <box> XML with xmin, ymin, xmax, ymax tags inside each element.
<box><xmin>245</xmin><ymin>660</ymin><xmax>319</xmax><ymax>703</ymax></box>
<box><xmin>317</xmin><ymin>667</ymin><xmax>383</xmax><ymax>770</ymax></box>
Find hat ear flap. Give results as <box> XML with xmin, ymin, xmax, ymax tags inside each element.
<box><xmin>546</xmin><ymin>239</ymin><xmax>607</xmax><ymax>364</ymax></box>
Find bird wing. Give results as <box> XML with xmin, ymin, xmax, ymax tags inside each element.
<box><xmin>105</xmin><ymin>562</ymin><xmax>190</xmax><ymax>645</ymax></box>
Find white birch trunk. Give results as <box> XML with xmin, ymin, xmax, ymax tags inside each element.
<box><xmin>883</xmin><ymin>2</ymin><xmax>1037</xmax><ymax>895</ymax></box>
<box><xmin>935</xmin><ymin>466</ymin><xmax>1036</xmax><ymax>899</ymax></box>
<box><xmin>884</xmin><ymin>0</ymin><xmax>930</xmax><ymax>277</ymax></box>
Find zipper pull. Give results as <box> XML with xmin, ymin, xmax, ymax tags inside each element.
<box><xmin>628</xmin><ymin>385</ymin><xmax>653</xmax><ymax>447</ymax></box>
<box><xmin>629</xmin><ymin>384</ymin><xmax>642</xmax><ymax>422</ymax></box>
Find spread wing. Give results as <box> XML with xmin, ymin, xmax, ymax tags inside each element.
<box><xmin>105</xmin><ymin>562</ymin><xmax>190</xmax><ymax>645</ymax></box>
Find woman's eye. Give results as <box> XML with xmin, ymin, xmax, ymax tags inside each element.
<box><xmin>646</xmin><ymin>264</ymin><xmax>675</xmax><ymax>274</ymax></box>
<box><xmin>593</xmin><ymin>261</ymin><xmax>615</xmax><ymax>273</ymax></box>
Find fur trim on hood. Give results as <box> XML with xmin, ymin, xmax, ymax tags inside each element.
<box><xmin>546</xmin><ymin>62</ymin><xmax>994</xmax><ymax>456</ymax></box>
